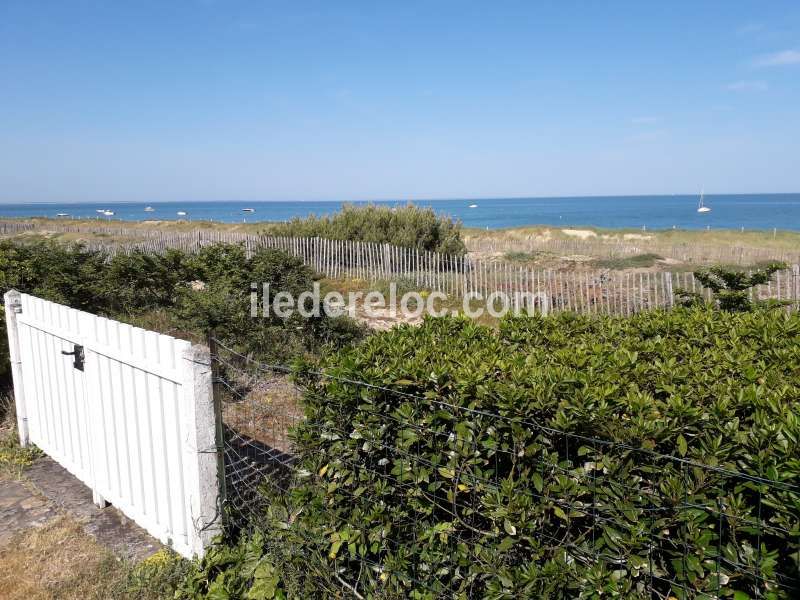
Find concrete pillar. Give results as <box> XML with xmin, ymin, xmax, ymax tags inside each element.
<box><xmin>181</xmin><ymin>343</ymin><xmax>221</xmax><ymax>557</ymax></box>
<box><xmin>3</xmin><ymin>290</ymin><xmax>29</xmax><ymax>447</ymax></box>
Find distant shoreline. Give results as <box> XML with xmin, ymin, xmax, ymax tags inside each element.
<box><xmin>4</xmin><ymin>215</ymin><xmax>800</xmax><ymax>249</ymax></box>
<box><xmin>2</xmin><ymin>214</ymin><xmax>800</xmax><ymax>236</ymax></box>
<box><xmin>3</xmin><ymin>216</ymin><xmax>799</xmax><ymax>270</ymax></box>
<box><xmin>2</xmin><ymin>193</ymin><xmax>800</xmax><ymax>232</ymax></box>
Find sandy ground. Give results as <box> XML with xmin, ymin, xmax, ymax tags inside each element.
<box><xmin>561</xmin><ymin>228</ymin><xmax>597</xmax><ymax>239</ymax></box>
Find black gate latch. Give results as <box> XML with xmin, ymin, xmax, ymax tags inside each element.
<box><xmin>61</xmin><ymin>344</ymin><xmax>85</xmax><ymax>371</ymax></box>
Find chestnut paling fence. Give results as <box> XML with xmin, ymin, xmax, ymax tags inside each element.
<box><xmin>2</xmin><ymin>220</ymin><xmax>799</xmax><ymax>315</ymax></box>
<box><xmin>212</xmin><ymin>339</ymin><xmax>800</xmax><ymax>599</ymax></box>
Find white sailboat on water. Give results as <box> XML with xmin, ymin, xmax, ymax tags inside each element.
<box><xmin>697</xmin><ymin>188</ymin><xmax>711</xmax><ymax>213</ymax></box>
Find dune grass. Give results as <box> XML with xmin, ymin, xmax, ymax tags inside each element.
<box><xmin>463</xmin><ymin>223</ymin><xmax>800</xmax><ymax>251</ymax></box>
<box><xmin>592</xmin><ymin>252</ymin><xmax>664</xmax><ymax>269</ymax></box>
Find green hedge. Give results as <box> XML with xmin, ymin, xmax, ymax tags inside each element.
<box><xmin>261</xmin><ymin>203</ymin><xmax>467</xmax><ymax>255</ymax></box>
<box><xmin>186</xmin><ymin>309</ymin><xmax>800</xmax><ymax>599</ymax></box>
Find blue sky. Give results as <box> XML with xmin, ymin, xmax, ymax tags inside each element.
<box><xmin>1</xmin><ymin>1</ymin><xmax>799</xmax><ymax>203</ymax></box>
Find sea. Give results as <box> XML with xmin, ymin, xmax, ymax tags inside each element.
<box><xmin>2</xmin><ymin>194</ymin><xmax>800</xmax><ymax>231</ymax></box>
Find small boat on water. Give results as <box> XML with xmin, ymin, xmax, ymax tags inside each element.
<box><xmin>56</xmin><ymin>213</ymin><xmax>69</xmax><ymax>217</ymax></box>
<box><xmin>144</xmin><ymin>206</ymin><xmax>155</xmax><ymax>212</ymax></box>
<box><xmin>102</xmin><ymin>210</ymin><xmax>115</xmax><ymax>216</ymax></box>
<box><xmin>95</xmin><ymin>209</ymin><xmax>106</xmax><ymax>213</ymax></box>
<box><xmin>242</xmin><ymin>208</ymin><xmax>255</xmax><ymax>213</ymax></box>
<box><xmin>176</xmin><ymin>211</ymin><xmax>188</xmax><ymax>217</ymax></box>
<box><xmin>469</xmin><ymin>204</ymin><xmax>478</xmax><ymax>208</ymax></box>
<box><xmin>697</xmin><ymin>189</ymin><xmax>711</xmax><ymax>213</ymax></box>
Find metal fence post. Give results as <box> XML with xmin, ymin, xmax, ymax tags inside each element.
<box><xmin>3</xmin><ymin>290</ymin><xmax>29</xmax><ymax>447</ymax></box>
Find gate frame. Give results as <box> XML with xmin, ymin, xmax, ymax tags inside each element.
<box><xmin>4</xmin><ymin>290</ymin><xmax>29</xmax><ymax>447</ymax></box>
<box><xmin>3</xmin><ymin>290</ymin><xmax>221</xmax><ymax>558</ymax></box>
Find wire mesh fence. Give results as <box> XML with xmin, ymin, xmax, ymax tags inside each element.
<box><xmin>211</xmin><ymin>337</ymin><xmax>799</xmax><ymax>598</ymax></box>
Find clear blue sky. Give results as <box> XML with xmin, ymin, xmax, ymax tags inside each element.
<box><xmin>1</xmin><ymin>1</ymin><xmax>799</xmax><ymax>203</ymax></box>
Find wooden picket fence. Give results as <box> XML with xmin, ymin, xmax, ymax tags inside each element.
<box><xmin>2</xmin><ymin>220</ymin><xmax>799</xmax><ymax>315</ymax></box>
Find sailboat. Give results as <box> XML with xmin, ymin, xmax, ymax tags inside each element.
<box><xmin>144</xmin><ymin>206</ymin><xmax>155</xmax><ymax>212</ymax></box>
<box><xmin>697</xmin><ymin>189</ymin><xmax>711</xmax><ymax>213</ymax></box>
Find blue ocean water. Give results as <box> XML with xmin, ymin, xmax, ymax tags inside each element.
<box><xmin>1</xmin><ymin>194</ymin><xmax>800</xmax><ymax>231</ymax></box>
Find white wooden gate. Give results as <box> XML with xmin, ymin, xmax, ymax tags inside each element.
<box><xmin>3</xmin><ymin>290</ymin><xmax>220</xmax><ymax>558</ymax></box>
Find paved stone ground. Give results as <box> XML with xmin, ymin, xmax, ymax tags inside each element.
<box><xmin>0</xmin><ymin>457</ymin><xmax>161</xmax><ymax>561</ymax></box>
<box><xmin>0</xmin><ymin>477</ymin><xmax>60</xmax><ymax>546</ymax></box>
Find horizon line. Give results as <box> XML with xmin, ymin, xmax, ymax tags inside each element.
<box><xmin>2</xmin><ymin>191</ymin><xmax>800</xmax><ymax>205</ymax></box>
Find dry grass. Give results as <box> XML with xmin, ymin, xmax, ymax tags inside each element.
<box><xmin>463</xmin><ymin>224</ymin><xmax>800</xmax><ymax>251</ymax></box>
<box><xmin>222</xmin><ymin>373</ymin><xmax>304</xmax><ymax>454</ymax></box>
<box><xmin>463</xmin><ymin>225</ymin><xmax>800</xmax><ymax>270</ymax></box>
<box><xmin>0</xmin><ymin>516</ymin><xmax>187</xmax><ymax>600</ymax></box>
<box><xmin>10</xmin><ymin>216</ymin><xmax>267</xmax><ymax>235</ymax></box>
<box><xmin>5</xmin><ymin>217</ymin><xmax>798</xmax><ymax>272</ymax></box>
<box><xmin>0</xmin><ymin>516</ymin><xmax>126</xmax><ymax>600</ymax></box>
<box><xmin>0</xmin><ymin>399</ymin><xmax>184</xmax><ymax>598</ymax></box>
<box><xmin>0</xmin><ymin>395</ymin><xmax>41</xmax><ymax>481</ymax></box>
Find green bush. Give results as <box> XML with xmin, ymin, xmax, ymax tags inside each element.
<box><xmin>0</xmin><ymin>240</ymin><xmax>105</xmax><ymax>310</ymax></box>
<box><xmin>97</xmin><ymin>249</ymin><xmax>192</xmax><ymax>314</ymax></box>
<box><xmin>173</xmin><ymin>244</ymin><xmax>364</xmax><ymax>362</ymax></box>
<box><xmin>211</xmin><ymin>309</ymin><xmax>800</xmax><ymax>599</ymax></box>
<box><xmin>262</xmin><ymin>203</ymin><xmax>467</xmax><ymax>255</ymax></box>
<box><xmin>677</xmin><ymin>263</ymin><xmax>788</xmax><ymax>312</ymax></box>
<box><xmin>0</xmin><ymin>240</ymin><xmax>364</xmax><ymax>385</ymax></box>
<box><xmin>177</xmin><ymin>533</ymin><xmax>300</xmax><ymax>600</ymax></box>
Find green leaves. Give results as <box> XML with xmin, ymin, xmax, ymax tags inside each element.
<box><xmin>693</xmin><ymin>263</ymin><xmax>787</xmax><ymax>312</ymax></box>
<box><xmin>177</xmin><ymin>307</ymin><xmax>800</xmax><ymax>599</ymax></box>
<box><xmin>285</xmin><ymin>308</ymin><xmax>800</xmax><ymax>599</ymax></box>
<box><xmin>176</xmin><ymin>535</ymin><xmax>288</xmax><ymax>600</ymax></box>
<box><xmin>677</xmin><ymin>434</ymin><xmax>688</xmax><ymax>457</ymax></box>
<box><xmin>245</xmin><ymin>561</ymin><xmax>283</xmax><ymax>600</ymax></box>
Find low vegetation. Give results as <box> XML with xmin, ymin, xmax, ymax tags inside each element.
<box><xmin>503</xmin><ymin>250</ymin><xmax>548</xmax><ymax>263</ymax></box>
<box><xmin>0</xmin><ymin>517</ymin><xmax>188</xmax><ymax>600</ymax></box>
<box><xmin>592</xmin><ymin>252</ymin><xmax>664</xmax><ymax>269</ymax></box>
<box><xmin>1</xmin><ymin>234</ymin><xmax>798</xmax><ymax>598</ymax></box>
<box><xmin>677</xmin><ymin>262</ymin><xmax>788</xmax><ymax>312</ymax></box>
<box><xmin>261</xmin><ymin>203</ymin><xmax>467</xmax><ymax>255</ymax></box>
<box><xmin>465</xmin><ymin>224</ymin><xmax>800</xmax><ymax>254</ymax></box>
<box><xmin>0</xmin><ymin>396</ymin><xmax>41</xmax><ymax>479</ymax></box>
<box><xmin>0</xmin><ymin>239</ymin><xmax>365</xmax><ymax>387</ymax></box>
<box><xmin>180</xmin><ymin>308</ymin><xmax>800</xmax><ymax>598</ymax></box>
